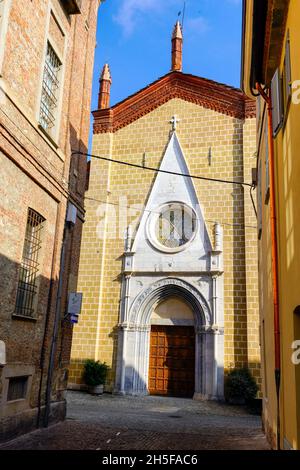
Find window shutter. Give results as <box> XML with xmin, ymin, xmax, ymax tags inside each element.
<box><xmin>284</xmin><ymin>34</ymin><xmax>292</xmax><ymax>106</ymax></box>
<box><xmin>271</xmin><ymin>69</ymin><xmax>283</xmax><ymax>137</ymax></box>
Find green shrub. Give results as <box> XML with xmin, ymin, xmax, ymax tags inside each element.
<box><xmin>82</xmin><ymin>359</ymin><xmax>109</xmax><ymax>386</ymax></box>
<box><xmin>225</xmin><ymin>368</ymin><xmax>258</xmax><ymax>402</ymax></box>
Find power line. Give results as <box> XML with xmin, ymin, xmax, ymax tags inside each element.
<box><xmin>250</xmin><ymin>185</ymin><xmax>257</xmax><ymax>219</ymax></box>
<box><xmin>71</xmin><ymin>150</ymin><xmax>253</xmax><ymax>188</ymax></box>
<box><xmin>85</xmin><ymin>196</ymin><xmax>257</xmax><ymax>230</ymax></box>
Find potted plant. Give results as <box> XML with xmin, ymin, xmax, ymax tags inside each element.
<box><xmin>82</xmin><ymin>359</ymin><xmax>109</xmax><ymax>395</ymax></box>
<box><xmin>225</xmin><ymin>368</ymin><xmax>258</xmax><ymax>405</ymax></box>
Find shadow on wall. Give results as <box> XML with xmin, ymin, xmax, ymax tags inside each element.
<box><xmin>56</xmin><ymin>123</ymin><xmax>89</xmax><ymax>373</ymax></box>
<box><xmin>68</xmin><ymin>331</ymin><xmax>119</xmax><ymax>390</ymax></box>
<box><xmin>108</xmin><ymin>325</ymin><xmax>120</xmax><ymax>390</ymax></box>
<box><xmin>0</xmin><ymin>252</ymin><xmax>68</xmax><ymax>441</ymax></box>
<box><xmin>68</xmin><ymin>123</ymin><xmax>88</xmax><ymax>198</ymax></box>
<box><xmin>281</xmin><ymin>118</ymin><xmax>300</xmax><ymax>447</ymax></box>
<box><xmin>0</xmin><ymin>252</ymin><xmax>55</xmax><ymax>367</ymax></box>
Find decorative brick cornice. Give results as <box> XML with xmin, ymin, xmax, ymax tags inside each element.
<box><xmin>93</xmin><ymin>72</ymin><xmax>256</xmax><ymax>134</ymax></box>
<box><xmin>244</xmin><ymin>98</ymin><xmax>256</xmax><ymax>118</ymax></box>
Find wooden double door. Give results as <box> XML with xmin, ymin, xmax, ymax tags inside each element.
<box><xmin>148</xmin><ymin>325</ymin><xmax>195</xmax><ymax>398</ymax></box>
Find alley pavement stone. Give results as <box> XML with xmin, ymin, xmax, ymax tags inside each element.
<box><xmin>0</xmin><ymin>392</ymin><xmax>270</xmax><ymax>450</ymax></box>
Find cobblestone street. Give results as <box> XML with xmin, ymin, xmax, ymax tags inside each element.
<box><xmin>0</xmin><ymin>392</ymin><xmax>269</xmax><ymax>450</ymax></box>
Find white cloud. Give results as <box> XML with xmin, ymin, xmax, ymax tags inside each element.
<box><xmin>114</xmin><ymin>0</ymin><xmax>163</xmax><ymax>37</ymax></box>
<box><xmin>114</xmin><ymin>0</ymin><xmax>211</xmax><ymax>38</ymax></box>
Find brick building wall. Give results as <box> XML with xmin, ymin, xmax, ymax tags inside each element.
<box><xmin>0</xmin><ymin>0</ymin><xmax>100</xmax><ymax>442</ymax></box>
<box><xmin>69</xmin><ymin>93</ymin><xmax>261</xmax><ymax>391</ymax></box>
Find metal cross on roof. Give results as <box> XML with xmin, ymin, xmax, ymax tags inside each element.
<box><xmin>170</xmin><ymin>115</ymin><xmax>180</xmax><ymax>131</ymax></box>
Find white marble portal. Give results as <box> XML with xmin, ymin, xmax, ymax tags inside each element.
<box><xmin>114</xmin><ymin>132</ymin><xmax>224</xmax><ymax>400</ymax></box>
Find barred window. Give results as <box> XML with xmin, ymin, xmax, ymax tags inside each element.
<box><xmin>39</xmin><ymin>42</ymin><xmax>61</xmax><ymax>132</ymax></box>
<box><xmin>7</xmin><ymin>376</ymin><xmax>28</xmax><ymax>402</ymax></box>
<box><xmin>15</xmin><ymin>209</ymin><xmax>45</xmax><ymax>318</ymax></box>
<box><xmin>155</xmin><ymin>203</ymin><xmax>196</xmax><ymax>250</ymax></box>
<box><xmin>61</xmin><ymin>0</ymin><xmax>82</xmax><ymax>15</ymax></box>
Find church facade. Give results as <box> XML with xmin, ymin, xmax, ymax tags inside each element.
<box><xmin>69</xmin><ymin>23</ymin><xmax>260</xmax><ymax>399</ymax></box>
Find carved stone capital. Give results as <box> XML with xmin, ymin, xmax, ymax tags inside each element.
<box><xmin>118</xmin><ymin>322</ymin><xmax>151</xmax><ymax>333</ymax></box>
<box><xmin>195</xmin><ymin>324</ymin><xmax>224</xmax><ymax>335</ymax></box>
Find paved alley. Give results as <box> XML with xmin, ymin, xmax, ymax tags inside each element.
<box><xmin>0</xmin><ymin>392</ymin><xmax>270</xmax><ymax>450</ymax></box>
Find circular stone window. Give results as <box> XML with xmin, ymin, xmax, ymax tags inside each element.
<box><xmin>147</xmin><ymin>202</ymin><xmax>197</xmax><ymax>253</ymax></box>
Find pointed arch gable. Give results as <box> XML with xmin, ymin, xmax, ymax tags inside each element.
<box><xmin>131</xmin><ymin>132</ymin><xmax>212</xmax><ymax>255</ymax></box>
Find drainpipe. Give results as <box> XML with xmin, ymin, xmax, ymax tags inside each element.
<box><xmin>256</xmin><ymin>82</ymin><xmax>281</xmax><ymax>450</ymax></box>
<box><xmin>44</xmin><ymin>222</ymin><xmax>67</xmax><ymax>427</ymax></box>
<box><xmin>37</xmin><ymin>205</ymin><xmax>61</xmax><ymax>427</ymax></box>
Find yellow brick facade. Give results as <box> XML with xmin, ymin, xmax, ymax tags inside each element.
<box><xmin>242</xmin><ymin>0</ymin><xmax>300</xmax><ymax>449</ymax></box>
<box><xmin>69</xmin><ymin>97</ymin><xmax>260</xmax><ymax>392</ymax></box>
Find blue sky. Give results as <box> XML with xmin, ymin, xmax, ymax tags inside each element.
<box><xmin>90</xmin><ymin>0</ymin><xmax>243</xmax><ymax>116</ymax></box>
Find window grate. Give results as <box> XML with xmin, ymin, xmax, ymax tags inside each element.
<box><xmin>39</xmin><ymin>42</ymin><xmax>61</xmax><ymax>131</ymax></box>
<box><xmin>156</xmin><ymin>204</ymin><xmax>196</xmax><ymax>248</ymax></box>
<box><xmin>7</xmin><ymin>376</ymin><xmax>28</xmax><ymax>401</ymax></box>
<box><xmin>15</xmin><ymin>209</ymin><xmax>45</xmax><ymax>318</ymax></box>
<box><xmin>61</xmin><ymin>0</ymin><xmax>82</xmax><ymax>15</ymax></box>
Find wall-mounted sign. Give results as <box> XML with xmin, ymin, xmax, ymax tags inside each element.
<box><xmin>68</xmin><ymin>293</ymin><xmax>83</xmax><ymax>316</ymax></box>
<box><xmin>70</xmin><ymin>314</ymin><xmax>79</xmax><ymax>324</ymax></box>
<box><xmin>0</xmin><ymin>340</ymin><xmax>6</xmax><ymax>366</ymax></box>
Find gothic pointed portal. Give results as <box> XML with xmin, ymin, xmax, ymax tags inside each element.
<box><xmin>115</xmin><ymin>131</ymin><xmax>225</xmax><ymax>400</ymax></box>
